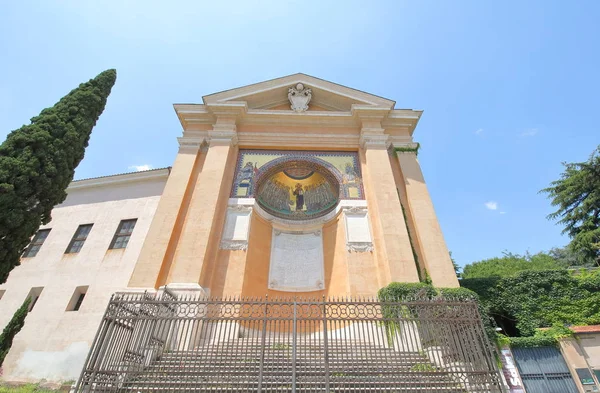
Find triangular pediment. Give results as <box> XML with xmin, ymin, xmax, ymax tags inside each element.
<box><xmin>202</xmin><ymin>73</ymin><xmax>395</xmax><ymax>112</ymax></box>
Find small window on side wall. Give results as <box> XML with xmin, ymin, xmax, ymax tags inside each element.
<box><xmin>23</xmin><ymin>229</ymin><xmax>51</xmax><ymax>258</ymax></box>
<box><xmin>109</xmin><ymin>219</ymin><xmax>137</xmax><ymax>250</ymax></box>
<box><xmin>65</xmin><ymin>224</ymin><xmax>93</xmax><ymax>254</ymax></box>
<box><xmin>66</xmin><ymin>286</ymin><xmax>88</xmax><ymax>311</ymax></box>
<box><xmin>27</xmin><ymin>287</ymin><xmax>44</xmax><ymax>311</ymax></box>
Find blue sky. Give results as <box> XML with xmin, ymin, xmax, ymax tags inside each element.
<box><xmin>1</xmin><ymin>1</ymin><xmax>599</xmax><ymax>267</ymax></box>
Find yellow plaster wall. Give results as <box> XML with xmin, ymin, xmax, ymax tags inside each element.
<box><xmin>129</xmin><ymin>148</ymin><xmax>206</xmax><ymax>288</ymax></box>
<box><xmin>166</xmin><ymin>143</ymin><xmax>237</xmax><ymax>285</ymax></box>
<box><xmin>389</xmin><ymin>151</ymin><xmax>427</xmax><ymax>280</ymax></box>
<box><xmin>359</xmin><ymin>147</ymin><xmax>420</xmax><ymax>286</ymax></box>
<box><xmin>236</xmin><ymin>213</ymin><xmax>354</xmax><ymax>298</ymax></box>
<box><xmin>395</xmin><ymin>152</ymin><xmax>458</xmax><ymax>288</ymax></box>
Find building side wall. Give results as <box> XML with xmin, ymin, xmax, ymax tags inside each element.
<box><xmin>580</xmin><ymin>334</ymin><xmax>600</xmax><ymax>369</ymax></box>
<box><xmin>0</xmin><ymin>191</ymin><xmax>162</xmax><ymax>382</ymax></box>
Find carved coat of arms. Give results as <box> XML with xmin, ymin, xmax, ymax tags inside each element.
<box><xmin>288</xmin><ymin>83</ymin><xmax>312</xmax><ymax>112</ymax></box>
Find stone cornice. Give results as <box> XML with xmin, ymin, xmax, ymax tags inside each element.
<box><xmin>67</xmin><ymin>168</ymin><xmax>171</xmax><ymax>191</ymax></box>
<box><xmin>237</xmin><ymin>132</ymin><xmax>359</xmax><ymax>149</ymax></box>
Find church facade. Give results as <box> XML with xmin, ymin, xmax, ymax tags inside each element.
<box><xmin>0</xmin><ymin>74</ymin><xmax>457</xmax><ymax>382</ymax></box>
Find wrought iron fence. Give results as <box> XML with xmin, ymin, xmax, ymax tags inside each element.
<box><xmin>75</xmin><ymin>290</ymin><xmax>505</xmax><ymax>392</ymax></box>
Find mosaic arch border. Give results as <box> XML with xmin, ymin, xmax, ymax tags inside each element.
<box><xmin>230</xmin><ymin>149</ymin><xmax>365</xmax><ymax>200</ymax></box>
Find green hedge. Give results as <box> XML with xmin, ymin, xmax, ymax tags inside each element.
<box><xmin>461</xmin><ymin>269</ymin><xmax>600</xmax><ymax>337</ymax></box>
<box><xmin>378</xmin><ymin>282</ymin><xmax>497</xmax><ymax>343</ymax></box>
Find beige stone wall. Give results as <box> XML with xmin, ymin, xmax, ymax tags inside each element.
<box><xmin>579</xmin><ymin>333</ymin><xmax>600</xmax><ymax>369</ymax></box>
<box><xmin>0</xmin><ymin>175</ymin><xmax>166</xmax><ymax>382</ymax></box>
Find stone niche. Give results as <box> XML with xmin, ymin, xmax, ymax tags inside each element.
<box><xmin>268</xmin><ymin>229</ymin><xmax>325</xmax><ymax>292</ymax></box>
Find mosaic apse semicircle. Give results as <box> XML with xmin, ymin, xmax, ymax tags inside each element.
<box><xmin>231</xmin><ymin>150</ymin><xmax>364</xmax><ymax>220</ymax></box>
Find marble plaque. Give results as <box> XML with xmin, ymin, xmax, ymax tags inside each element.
<box><xmin>269</xmin><ymin>230</ymin><xmax>325</xmax><ymax>292</ymax></box>
<box><xmin>220</xmin><ymin>205</ymin><xmax>252</xmax><ymax>250</ymax></box>
<box><xmin>344</xmin><ymin>207</ymin><xmax>374</xmax><ymax>252</ymax></box>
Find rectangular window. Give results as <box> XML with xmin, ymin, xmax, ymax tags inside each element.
<box><xmin>65</xmin><ymin>224</ymin><xmax>93</xmax><ymax>254</ymax></box>
<box><xmin>22</xmin><ymin>229</ymin><xmax>51</xmax><ymax>258</ymax></box>
<box><xmin>109</xmin><ymin>219</ymin><xmax>137</xmax><ymax>250</ymax></box>
<box><xmin>27</xmin><ymin>287</ymin><xmax>44</xmax><ymax>311</ymax></box>
<box><xmin>66</xmin><ymin>286</ymin><xmax>88</xmax><ymax>311</ymax></box>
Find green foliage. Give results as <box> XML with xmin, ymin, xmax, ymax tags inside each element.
<box><xmin>399</xmin><ymin>202</ymin><xmax>426</xmax><ymax>282</ymax></box>
<box><xmin>0</xmin><ymin>384</ymin><xmax>57</xmax><ymax>393</ymax></box>
<box><xmin>462</xmin><ymin>269</ymin><xmax>600</xmax><ymax>337</ymax></box>
<box><xmin>0</xmin><ymin>297</ymin><xmax>31</xmax><ymax>367</ymax></box>
<box><xmin>508</xmin><ymin>336</ymin><xmax>558</xmax><ymax>348</ymax></box>
<box><xmin>449</xmin><ymin>251</ymin><xmax>461</xmax><ymax>276</ymax></box>
<box><xmin>507</xmin><ymin>324</ymin><xmax>573</xmax><ymax>348</ymax></box>
<box><xmin>395</xmin><ymin>143</ymin><xmax>420</xmax><ymax>155</ymax></box>
<box><xmin>496</xmin><ymin>333</ymin><xmax>511</xmax><ymax>348</ymax></box>
<box><xmin>378</xmin><ymin>283</ymin><xmax>497</xmax><ymax>345</ymax></box>
<box><xmin>462</xmin><ymin>251</ymin><xmax>565</xmax><ymax>279</ymax></box>
<box><xmin>549</xmin><ymin>246</ymin><xmax>597</xmax><ymax>268</ymax></box>
<box><xmin>541</xmin><ymin>145</ymin><xmax>600</xmax><ymax>266</ymax></box>
<box><xmin>378</xmin><ymin>282</ymin><xmax>436</xmax><ymax>301</ymax></box>
<box><xmin>460</xmin><ymin>277</ymin><xmax>501</xmax><ymax>303</ymax></box>
<box><xmin>0</xmin><ymin>70</ymin><xmax>116</xmax><ymax>283</ymax></box>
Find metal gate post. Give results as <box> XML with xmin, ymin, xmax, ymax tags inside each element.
<box><xmin>257</xmin><ymin>296</ymin><xmax>268</xmax><ymax>393</ymax></box>
<box><xmin>322</xmin><ymin>296</ymin><xmax>330</xmax><ymax>393</ymax></box>
<box><xmin>292</xmin><ymin>299</ymin><xmax>297</xmax><ymax>393</ymax></box>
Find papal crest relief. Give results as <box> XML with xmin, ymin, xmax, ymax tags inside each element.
<box><xmin>288</xmin><ymin>83</ymin><xmax>312</xmax><ymax>112</ymax></box>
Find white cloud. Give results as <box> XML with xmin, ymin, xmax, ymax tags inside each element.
<box><xmin>499</xmin><ymin>211</ymin><xmax>506</xmax><ymax>215</ymax></box>
<box><xmin>519</xmin><ymin>128</ymin><xmax>538</xmax><ymax>137</ymax></box>
<box><xmin>128</xmin><ymin>164</ymin><xmax>153</xmax><ymax>172</ymax></box>
<box><xmin>484</xmin><ymin>201</ymin><xmax>498</xmax><ymax>210</ymax></box>
<box><xmin>474</xmin><ymin>128</ymin><xmax>484</xmax><ymax>135</ymax></box>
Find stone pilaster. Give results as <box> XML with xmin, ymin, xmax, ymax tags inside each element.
<box><xmin>166</xmin><ymin>119</ymin><xmax>238</xmax><ymax>288</ymax></box>
<box><xmin>359</xmin><ymin>118</ymin><xmax>420</xmax><ymax>286</ymax></box>
<box><xmin>395</xmin><ymin>146</ymin><xmax>458</xmax><ymax>287</ymax></box>
<box><xmin>128</xmin><ymin>138</ymin><xmax>207</xmax><ymax>289</ymax></box>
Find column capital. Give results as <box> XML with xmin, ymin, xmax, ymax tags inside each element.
<box><xmin>359</xmin><ymin>132</ymin><xmax>390</xmax><ymax>150</ymax></box>
<box><xmin>208</xmin><ymin>130</ymin><xmax>238</xmax><ymax>147</ymax></box>
<box><xmin>208</xmin><ymin>114</ymin><xmax>239</xmax><ymax>146</ymax></box>
<box><xmin>177</xmin><ymin>136</ymin><xmax>207</xmax><ymax>153</ymax></box>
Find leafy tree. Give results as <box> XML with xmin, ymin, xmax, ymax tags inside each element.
<box><xmin>449</xmin><ymin>251</ymin><xmax>461</xmax><ymax>276</ymax></box>
<box><xmin>0</xmin><ymin>297</ymin><xmax>31</xmax><ymax>367</ymax></box>
<box><xmin>462</xmin><ymin>269</ymin><xmax>600</xmax><ymax>337</ymax></box>
<box><xmin>461</xmin><ymin>251</ymin><xmax>564</xmax><ymax>279</ymax></box>
<box><xmin>542</xmin><ymin>146</ymin><xmax>600</xmax><ymax>266</ymax></box>
<box><xmin>0</xmin><ymin>69</ymin><xmax>116</xmax><ymax>283</ymax></box>
<box><xmin>549</xmin><ymin>246</ymin><xmax>597</xmax><ymax>268</ymax></box>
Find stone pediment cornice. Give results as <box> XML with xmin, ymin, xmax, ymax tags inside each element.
<box><xmin>173</xmin><ymin>74</ymin><xmax>424</xmax><ymax>148</ymax></box>
<box><xmin>174</xmin><ymin>103</ymin><xmax>421</xmax><ymax>130</ymax></box>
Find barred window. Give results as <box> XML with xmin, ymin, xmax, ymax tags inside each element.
<box><xmin>23</xmin><ymin>229</ymin><xmax>51</xmax><ymax>258</ymax></box>
<box><xmin>109</xmin><ymin>219</ymin><xmax>137</xmax><ymax>249</ymax></box>
<box><xmin>65</xmin><ymin>224</ymin><xmax>93</xmax><ymax>254</ymax></box>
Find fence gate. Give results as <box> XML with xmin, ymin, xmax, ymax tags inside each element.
<box><xmin>512</xmin><ymin>346</ymin><xmax>579</xmax><ymax>393</ymax></box>
<box><xmin>75</xmin><ymin>291</ymin><xmax>505</xmax><ymax>392</ymax></box>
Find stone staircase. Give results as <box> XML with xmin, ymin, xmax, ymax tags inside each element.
<box><xmin>116</xmin><ymin>341</ymin><xmax>467</xmax><ymax>392</ymax></box>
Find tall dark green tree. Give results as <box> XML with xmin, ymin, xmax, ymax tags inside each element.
<box><xmin>542</xmin><ymin>145</ymin><xmax>600</xmax><ymax>266</ymax></box>
<box><xmin>0</xmin><ymin>70</ymin><xmax>116</xmax><ymax>282</ymax></box>
<box><xmin>0</xmin><ymin>297</ymin><xmax>31</xmax><ymax>366</ymax></box>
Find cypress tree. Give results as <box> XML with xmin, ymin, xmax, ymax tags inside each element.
<box><xmin>0</xmin><ymin>69</ymin><xmax>117</xmax><ymax>282</ymax></box>
<box><xmin>0</xmin><ymin>297</ymin><xmax>31</xmax><ymax>367</ymax></box>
